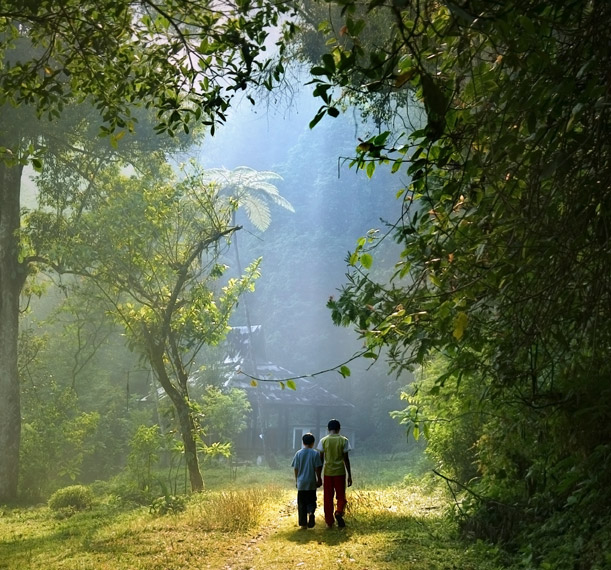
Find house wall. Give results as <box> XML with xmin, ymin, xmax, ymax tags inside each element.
<box><xmin>233</xmin><ymin>403</ymin><xmax>355</xmax><ymax>457</ymax></box>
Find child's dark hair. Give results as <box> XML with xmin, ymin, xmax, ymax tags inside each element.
<box><xmin>302</xmin><ymin>433</ymin><xmax>315</xmax><ymax>445</ymax></box>
<box><xmin>327</xmin><ymin>419</ymin><xmax>341</xmax><ymax>431</ymax></box>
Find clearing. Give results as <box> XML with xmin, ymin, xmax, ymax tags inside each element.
<box><xmin>0</xmin><ymin>456</ymin><xmax>504</xmax><ymax>569</ymax></box>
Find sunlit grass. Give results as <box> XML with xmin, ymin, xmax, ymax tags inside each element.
<box><xmin>188</xmin><ymin>486</ymin><xmax>281</xmax><ymax>532</ymax></box>
<box><xmin>0</xmin><ymin>456</ymin><xmax>503</xmax><ymax>570</ymax></box>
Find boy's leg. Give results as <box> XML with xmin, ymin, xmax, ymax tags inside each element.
<box><xmin>305</xmin><ymin>489</ymin><xmax>317</xmax><ymax>514</ymax></box>
<box><xmin>335</xmin><ymin>476</ymin><xmax>347</xmax><ymax>517</ymax></box>
<box><xmin>323</xmin><ymin>476</ymin><xmax>336</xmax><ymax>526</ymax></box>
<box><xmin>297</xmin><ymin>491</ymin><xmax>308</xmax><ymax>527</ymax></box>
<box><xmin>305</xmin><ymin>490</ymin><xmax>317</xmax><ymax>527</ymax></box>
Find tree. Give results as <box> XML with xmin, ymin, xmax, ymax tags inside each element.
<box><xmin>307</xmin><ymin>0</ymin><xmax>611</xmax><ymax>558</ymax></box>
<box><xmin>0</xmin><ymin>1</ymin><xmax>291</xmax><ymax>135</ymax></box>
<box><xmin>0</xmin><ymin>0</ymin><xmax>291</xmax><ymax>502</ymax></box>
<box><xmin>199</xmin><ymin>385</ymin><xmax>251</xmax><ymax>449</ymax></box>
<box><xmin>202</xmin><ymin>166</ymin><xmax>293</xmax><ymax>232</ymax></box>
<box><xmin>36</xmin><ymin>163</ymin><xmax>261</xmax><ymax>492</ymax></box>
<box><xmin>200</xmin><ymin>166</ymin><xmax>293</xmax><ymax>467</ymax></box>
<box><xmin>200</xmin><ymin>166</ymin><xmax>293</xmax><ymax>331</ymax></box>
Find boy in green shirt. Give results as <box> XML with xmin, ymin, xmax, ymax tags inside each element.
<box><xmin>317</xmin><ymin>419</ymin><xmax>352</xmax><ymax>528</ymax></box>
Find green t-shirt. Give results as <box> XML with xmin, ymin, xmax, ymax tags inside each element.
<box><xmin>318</xmin><ymin>433</ymin><xmax>351</xmax><ymax>476</ymax></box>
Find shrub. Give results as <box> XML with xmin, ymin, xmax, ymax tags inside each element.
<box><xmin>19</xmin><ymin>382</ymin><xmax>99</xmax><ymax>502</ymax></box>
<box><xmin>149</xmin><ymin>494</ymin><xmax>187</xmax><ymax>515</ymax></box>
<box><xmin>48</xmin><ymin>485</ymin><xmax>94</xmax><ymax>511</ymax></box>
<box><xmin>127</xmin><ymin>425</ymin><xmax>163</xmax><ymax>491</ymax></box>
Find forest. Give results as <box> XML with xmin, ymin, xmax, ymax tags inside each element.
<box><xmin>0</xmin><ymin>1</ymin><xmax>610</xmax><ymax>569</ymax></box>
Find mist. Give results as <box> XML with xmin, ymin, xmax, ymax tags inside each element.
<box><xmin>187</xmin><ymin>85</ymin><xmax>410</xmax><ymax>450</ymax></box>
<box><xmin>16</xmin><ymin>77</ymin><xmax>411</xmax><ymax>501</ymax></box>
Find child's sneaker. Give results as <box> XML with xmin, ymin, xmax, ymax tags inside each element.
<box><xmin>308</xmin><ymin>514</ymin><xmax>315</xmax><ymax>528</ymax></box>
<box><xmin>335</xmin><ymin>513</ymin><xmax>346</xmax><ymax>528</ymax></box>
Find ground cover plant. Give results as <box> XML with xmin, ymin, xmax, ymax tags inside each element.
<box><xmin>0</xmin><ymin>454</ymin><xmax>504</xmax><ymax>570</ymax></box>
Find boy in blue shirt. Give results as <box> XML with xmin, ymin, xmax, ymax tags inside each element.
<box><xmin>291</xmin><ymin>433</ymin><xmax>323</xmax><ymax>529</ymax></box>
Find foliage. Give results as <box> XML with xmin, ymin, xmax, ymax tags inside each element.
<box><xmin>48</xmin><ymin>485</ymin><xmax>94</xmax><ymax>512</ymax></box>
<box><xmin>149</xmin><ymin>491</ymin><xmax>187</xmax><ymax>516</ymax></box>
<box><xmin>0</xmin><ymin>0</ymin><xmax>293</xmax><ymax>141</ymax></box>
<box><xmin>199</xmin><ymin>385</ymin><xmax>251</xmax><ymax>447</ymax></box>
<box><xmin>200</xmin><ymin>441</ymin><xmax>233</xmax><ymax>460</ymax></box>
<box><xmin>127</xmin><ymin>425</ymin><xmax>164</xmax><ymax>492</ymax></box>
<box><xmin>80</xmin><ymin>398</ymin><xmax>136</xmax><ymax>484</ymax></box>
<box><xmin>201</xmin><ymin>166</ymin><xmax>293</xmax><ymax>232</ymax></box>
<box><xmin>18</xmin><ymin>287</ymin><xmax>156</xmax><ymax>498</ymax></box>
<box><xmin>0</xmin><ymin>0</ymin><xmax>292</xmax><ymax>503</ymax></box>
<box><xmin>291</xmin><ymin>0</ymin><xmax>406</xmax><ymax>126</ymax></box>
<box><xmin>30</xmin><ymin>160</ymin><xmax>264</xmax><ymax>492</ymax></box>
<box><xmin>306</xmin><ymin>0</ymin><xmax>611</xmax><ymax>563</ymax></box>
<box><xmin>391</xmin><ymin>357</ymin><xmax>486</xmax><ymax>485</ymax></box>
<box><xmin>19</xmin><ymin>381</ymin><xmax>99</xmax><ymax>501</ymax></box>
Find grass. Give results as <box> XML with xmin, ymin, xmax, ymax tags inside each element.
<box><xmin>0</xmin><ymin>455</ymin><xmax>504</xmax><ymax>570</ymax></box>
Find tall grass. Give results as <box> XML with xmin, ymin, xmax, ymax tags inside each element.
<box><xmin>188</xmin><ymin>486</ymin><xmax>280</xmax><ymax>532</ymax></box>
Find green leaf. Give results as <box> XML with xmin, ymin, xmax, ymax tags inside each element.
<box><xmin>421</xmin><ymin>74</ymin><xmax>448</xmax><ymax>117</ymax></box>
<box><xmin>366</xmin><ymin>161</ymin><xmax>375</xmax><ymax>178</ymax></box>
<box><xmin>452</xmin><ymin>311</ymin><xmax>468</xmax><ymax>340</ymax></box>
<box><xmin>322</xmin><ymin>53</ymin><xmax>336</xmax><ymax>73</ymax></box>
<box><xmin>360</xmin><ymin>253</ymin><xmax>373</xmax><ymax>269</ymax></box>
<box><xmin>339</xmin><ymin>365</ymin><xmax>351</xmax><ymax>378</ymax></box>
<box><xmin>286</xmin><ymin>379</ymin><xmax>297</xmax><ymax>390</ymax></box>
<box><xmin>311</xmin><ymin>66</ymin><xmax>328</xmax><ymax>76</ymax></box>
<box><xmin>309</xmin><ymin>108</ymin><xmax>326</xmax><ymax>129</ymax></box>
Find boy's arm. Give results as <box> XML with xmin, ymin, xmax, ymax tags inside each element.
<box><xmin>315</xmin><ymin>465</ymin><xmax>323</xmax><ymax>487</ymax></box>
<box><xmin>294</xmin><ymin>468</ymin><xmax>298</xmax><ymax>487</ymax></box>
<box><xmin>343</xmin><ymin>452</ymin><xmax>352</xmax><ymax>487</ymax></box>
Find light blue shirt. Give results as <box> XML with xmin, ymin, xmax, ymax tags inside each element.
<box><xmin>291</xmin><ymin>447</ymin><xmax>323</xmax><ymax>490</ymax></box>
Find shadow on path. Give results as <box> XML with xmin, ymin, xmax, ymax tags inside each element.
<box><xmin>279</xmin><ymin>525</ymin><xmax>352</xmax><ymax>547</ymax></box>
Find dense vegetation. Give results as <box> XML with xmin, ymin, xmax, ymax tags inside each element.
<box><xmin>1</xmin><ymin>1</ymin><xmax>609</xmax><ymax>568</ymax></box>
<box><xmin>303</xmin><ymin>0</ymin><xmax>611</xmax><ymax>567</ymax></box>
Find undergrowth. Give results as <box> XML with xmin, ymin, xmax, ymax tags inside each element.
<box><xmin>5</xmin><ymin>454</ymin><xmax>598</xmax><ymax>569</ymax></box>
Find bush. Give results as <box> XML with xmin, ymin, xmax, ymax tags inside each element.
<box><xmin>48</xmin><ymin>485</ymin><xmax>94</xmax><ymax>511</ymax></box>
<box><xmin>149</xmin><ymin>494</ymin><xmax>187</xmax><ymax>515</ymax></box>
<box><xmin>19</xmin><ymin>382</ymin><xmax>99</xmax><ymax>502</ymax></box>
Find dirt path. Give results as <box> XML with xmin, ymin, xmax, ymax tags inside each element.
<box><xmin>221</xmin><ymin>494</ymin><xmax>296</xmax><ymax>570</ymax></box>
<box><xmin>217</xmin><ymin>490</ymin><xmax>405</xmax><ymax>570</ymax></box>
<box><xmin>216</xmin><ymin>487</ymin><xmax>502</xmax><ymax>570</ymax></box>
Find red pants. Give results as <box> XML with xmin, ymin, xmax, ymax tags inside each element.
<box><xmin>323</xmin><ymin>475</ymin><xmax>347</xmax><ymax>526</ymax></box>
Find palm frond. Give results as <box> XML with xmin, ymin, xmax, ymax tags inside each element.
<box><xmin>201</xmin><ymin>166</ymin><xmax>293</xmax><ymax>229</ymax></box>
<box><xmin>241</xmin><ymin>195</ymin><xmax>271</xmax><ymax>232</ymax></box>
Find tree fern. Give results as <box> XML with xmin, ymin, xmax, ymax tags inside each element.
<box><xmin>202</xmin><ymin>166</ymin><xmax>294</xmax><ymax>231</ymax></box>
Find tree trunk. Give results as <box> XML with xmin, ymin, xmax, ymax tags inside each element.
<box><xmin>0</xmin><ymin>152</ymin><xmax>25</xmax><ymax>503</ymax></box>
<box><xmin>174</xmin><ymin>396</ymin><xmax>204</xmax><ymax>493</ymax></box>
<box><xmin>149</xmin><ymin>348</ymin><xmax>204</xmax><ymax>492</ymax></box>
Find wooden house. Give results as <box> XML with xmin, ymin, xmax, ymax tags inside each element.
<box><xmin>224</xmin><ymin>326</ymin><xmax>355</xmax><ymax>457</ymax></box>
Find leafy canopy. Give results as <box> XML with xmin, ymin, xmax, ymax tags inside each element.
<box><xmin>309</xmin><ymin>0</ymin><xmax>611</xmax><ymax>556</ymax></box>
<box><xmin>0</xmin><ymin>0</ymin><xmax>293</xmax><ymax>139</ymax></box>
